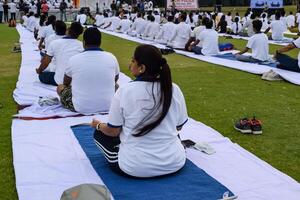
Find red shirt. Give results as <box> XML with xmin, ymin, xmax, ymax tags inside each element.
<box><xmin>41</xmin><ymin>3</ymin><xmax>49</xmax><ymax>13</ymax></box>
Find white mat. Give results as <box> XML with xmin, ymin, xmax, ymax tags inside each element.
<box><xmin>12</xmin><ymin>24</ymin><xmax>300</xmax><ymax>200</ymax></box>
<box><xmin>100</xmin><ymin>29</ymin><xmax>300</xmax><ymax>86</ymax></box>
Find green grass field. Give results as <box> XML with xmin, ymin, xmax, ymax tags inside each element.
<box><xmin>1</xmin><ymin>18</ymin><xmax>300</xmax><ymax>199</ymax></box>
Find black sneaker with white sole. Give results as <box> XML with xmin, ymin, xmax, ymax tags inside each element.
<box><xmin>234</xmin><ymin>118</ymin><xmax>252</xmax><ymax>134</ymax></box>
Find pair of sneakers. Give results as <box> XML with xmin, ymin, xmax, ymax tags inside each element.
<box><xmin>234</xmin><ymin>117</ymin><xmax>262</xmax><ymax>135</ymax></box>
<box><xmin>262</xmin><ymin>70</ymin><xmax>283</xmax><ymax>81</ymax></box>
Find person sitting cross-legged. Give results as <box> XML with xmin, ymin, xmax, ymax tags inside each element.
<box><xmin>57</xmin><ymin>27</ymin><xmax>120</xmax><ymax>114</ymax></box>
<box><xmin>274</xmin><ymin>39</ymin><xmax>300</xmax><ymax>73</ymax></box>
<box><xmin>188</xmin><ymin>19</ymin><xmax>219</xmax><ymax>56</ymax></box>
<box><xmin>91</xmin><ymin>44</ymin><xmax>188</xmax><ymax>178</ymax></box>
<box><xmin>36</xmin><ymin>22</ymin><xmax>84</xmax><ymax>86</ymax></box>
<box><xmin>235</xmin><ymin>20</ymin><xmax>270</xmax><ymax>63</ymax></box>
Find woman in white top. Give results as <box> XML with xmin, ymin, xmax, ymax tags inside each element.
<box><xmin>91</xmin><ymin>44</ymin><xmax>188</xmax><ymax>178</ymax></box>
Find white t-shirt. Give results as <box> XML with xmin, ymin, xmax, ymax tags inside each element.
<box><xmin>231</xmin><ymin>22</ymin><xmax>243</xmax><ymax>34</ymax></box>
<box><xmin>95</xmin><ymin>14</ymin><xmax>104</xmax><ymax>27</ymax></box>
<box><xmin>46</xmin><ymin>38</ymin><xmax>83</xmax><ymax>84</ymax></box>
<box><xmin>118</xmin><ymin>19</ymin><xmax>132</xmax><ymax>33</ymax></box>
<box><xmin>143</xmin><ymin>21</ymin><xmax>160</xmax><ymax>39</ymax></box>
<box><xmin>9</xmin><ymin>2</ymin><xmax>17</xmax><ymax>13</ymax></box>
<box><xmin>40</xmin><ymin>24</ymin><xmax>55</xmax><ymax>48</ymax></box>
<box><xmin>191</xmin><ymin>25</ymin><xmax>205</xmax><ymax>38</ymax></box>
<box><xmin>225</xmin><ymin>15</ymin><xmax>232</xmax><ymax>26</ymax></box>
<box><xmin>170</xmin><ymin>22</ymin><xmax>191</xmax><ymax>49</ymax></box>
<box><xmin>246</xmin><ymin>33</ymin><xmax>269</xmax><ymax>61</ymax></box>
<box><xmin>108</xmin><ymin>82</ymin><xmax>188</xmax><ymax>177</ymax></box>
<box><xmin>156</xmin><ymin>22</ymin><xmax>176</xmax><ymax>42</ymax></box>
<box><xmin>46</xmin><ymin>34</ymin><xmax>65</xmax><ymax>51</ymax></box>
<box><xmin>26</xmin><ymin>16</ymin><xmax>37</xmax><ymax>32</ymax></box>
<box><xmin>22</xmin><ymin>15</ymin><xmax>28</xmax><ymax>27</ymax></box>
<box><xmin>132</xmin><ymin>18</ymin><xmax>148</xmax><ymax>35</ymax></box>
<box><xmin>76</xmin><ymin>14</ymin><xmax>87</xmax><ymax>25</ymax></box>
<box><xmin>0</xmin><ymin>2</ymin><xmax>3</xmax><ymax>12</ymax></box>
<box><xmin>286</xmin><ymin>15</ymin><xmax>295</xmax><ymax>28</ymax></box>
<box><xmin>292</xmin><ymin>38</ymin><xmax>300</xmax><ymax>69</ymax></box>
<box><xmin>109</xmin><ymin>16</ymin><xmax>121</xmax><ymax>31</ymax></box>
<box><xmin>197</xmin><ymin>29</ymin><xmax>219</xmax><ymax>56</ymax></box>
<box><xmin>243</xmin><ymin>19</ymin><xmax>254</xmax><ymax>37</ymax></box>
<box><xmin>65</xmin><ymin>49</ymin><xmax>120</xmax><ymax>114</ymax></box>
<box><xmin>270</xmin><ymin>20</ymin><xmax>286</xmax><ymax>41</ymax></box>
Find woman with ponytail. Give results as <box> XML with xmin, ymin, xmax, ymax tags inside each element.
<box><xmin>91</xmin><ymin>44</ymin><xmax>188</xmax><ymax>178</ymax></box>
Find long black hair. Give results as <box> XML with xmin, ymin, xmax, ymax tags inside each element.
<box><xmin>133</xmin><ymin>45</ymin><xmax>172</xmax><ymax>137</ymax></box>
<box><xmin>46</xmin><ymin>15</ymin><xmax>56</xmax><ymax>29</ymax></box>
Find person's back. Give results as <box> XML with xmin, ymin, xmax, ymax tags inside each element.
<box><xmin>110</xmin><ymin>15</ymin><xmax>121</xmax><ymax>31</ymax></box>
<box><xmin>115</xmin><ymin>81</ymin><xmax>186</xmax><ymax>177</ymax></box>
<box><xmin>119</xmin><ymin>18</ymin><xmax>131</xmax><ymax>32</ymax></box>
<box><xmin>9</xmin><ymin>2</ymin><xmax>17</xmax><ymax>13</ymax></box>
<box><xmin>95</xmin><ymin>14</ymin><xmax>104</xmax><ymax>26</ymax></box>
<box><xmin>270</xmin><ymin>19</ymin><xmax>286</xmax><ymax>41</ymax></box>
<box><xmin>248</xmin><ymin>33</ymin><xmax>269</xmax><ymax>61</ymax></box>
<box><xmin>286</xmin><ymin>13</ymin><xmax>295</xmax><ymax>27</ymax></box>
<box><xmin>66</xmin><ymin>50</ymin><xmax>119</xmax><ymax>114</ymax></box>
<box><xmin>197</xmin><ymin>28</ymin><xmax>219</xmax><ymax>56</ymax></box>
<box><xmin>161</xmin><ymin>22</ymin><xmax>176</xmax><ymax>41</ymax></box>
<box><xmin>170</xmin><ymin>18</ymin><xmax>191</xmax><ymax>49</ymax></box>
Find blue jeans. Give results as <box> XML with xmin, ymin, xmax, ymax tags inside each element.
<box><xmin>0</xmin><ymin>11</ymin><xmax>3</xmax><ymax>23</ymax></box>
<box><xmin>39</xmin><ymin>72</ymin><xmax>58</xmax><ymax>86</ymax></box>
<box><xmin>191</xmin><ymin>46</ymin><xmax>203</xmax><ymax>55</ymax></box>
<box><xmin>276</xmin><ymin>53</ymin><xmax>300</xmax><ymax>73</ymax></box>
<box><xmin>60</xmin><ymin>10</ymin><xmax>67</xmax><ymax>21</ymax></box>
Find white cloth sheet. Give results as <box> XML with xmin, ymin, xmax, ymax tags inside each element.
<box><xmin>99</xmin><ymin>28</ymin><xmax>300</xmax><ymax>86</ymax></box>
<box><xmin>12</xmin><ymin>24</ymin><xmax>300</xmax><ymax>200</ymax></box>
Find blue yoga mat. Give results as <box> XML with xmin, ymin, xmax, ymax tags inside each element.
<box><xmin>71</xmin><ymin>125</ymin><xmax>235</xmax><ymax>200</ymax></box>
<box><xmin>215</xmin><ymin>53</ymin><xmax>277</xmax><ymax>68</ymax></box>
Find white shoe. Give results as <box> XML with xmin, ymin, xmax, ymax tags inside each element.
<box><xmin>262</xmin><ymin>70</ymin><xmax>283</xmax><ymax>81</ymax></box>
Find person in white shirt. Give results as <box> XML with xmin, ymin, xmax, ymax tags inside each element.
<box><xmin>148</xmin><ymin>0</ymin><xmax>153</xmax><ymax>11</ymax></box>
<box><xmin>153</xmin><ymin>10</ymin><xmax>160</xmax><ymax>23</ymax></box>
<box><xmin>127</xmin><ymin>12</ymin><xmax>148</xmax><ymax>37</ymax></box>
<box><xmin>274</xmin><ymin>37</ymin><xmax>300</xmax><ymax>73</ymax></box>
<box><xmin>184</xmin><ymin>16</ymin><xmax>207</xmax><ymax>51</ymax></box>
<box><xmin>45</xmin><ymin>20</ymin><xmax>67</xmax><ymax>72</ymax></box>
<box><xmin>8</xmin><ymin>0</ymin><xmax>17</xmax><ymax>20</ymax></box>
<box><xmin>189</xmin><ymin>19</ymin><xmax>219</xmax><ymax>56</ymax></box>
<box><xmin>142</xmin><ymin>15</ymin><xmax>160</xmax><ymax>41</ymax></box>
<box><xmin>36</xmin><ymin>22</ymin><xmax>84</xmax><ymax>86</ymax></box>
<box><xmin>38</xmin><ymin>15</ymin><xmax>56</xmax><ymax>50</ymax></box>
<box><xmin>225</xmin><ymin>12</ymin><xmax>232</xmax><ymax>27</ymax></box>
<box><xmin>26</xmin><ymin>12</ymin><xmax>37</xmax><ymax>32</ymax></box>
<box><xmin>115</xmin><ymin>16</ymin><xmax>132</xmax><ymax>33</ymax></box>
<box><xmin>22</xmin><ymin>14</ymin><xmax>28</xmax><ymax>27</ymax></box>
<box><xmin>236</xmin><ymin>20</ymin><xmax>269</xmax><ymax>62</ymax></box>
<box><xmin>94</xmin><ymin>12</ymin><xmax>104</xmax><ymax>27</ymax></box>
<box><xmin>57</xmin><ymin>27</ymin><xmax>120</xmax><ymax>113</ymax></box>
<box><xmin>241</xmin><ymin>14</ymin><xmax>256</xmax><ymax>37</ymax></box>
<box><xmin>286</xmin><ymin>11</ymin><xmax>295</xmax><ymax>28</ymax></box>
<box><xmin>91</xmin><ymin>44</ymin><xmax>188</xmax><ymax>178</ymax></box>
<box><xmin>77</xmin><ymin>11</ymin><xmax>87</xmax><ymax>25</ymax></box>
<box><xmin>0</xmin><ymin>1</ymin><xmax>3</xmax><ymax>23</ymax></box>
<box><xmin>260</xmin><ymin>13</ymin><xmax>269</xmax><ymax>31</ymax></box>
<box><xmin>230</xmin><ymin>16</ymin><xmax>243</xmax><ymax>35</ymax></box>
<box><xmin>265</xmin><ymin>12</ymin><xmax>286</xmax><ymax>41</ymax></box>
<box><xmin>103</xmin><ymin>12</ymin><xmax>121</xmax><ymax>31</ymax></box>
<box><xmin>155</xmin><ymin>15</ymin><xmax>176</xmax><ymax>44</ymax></box>
<box><xmin>168</xmin><ymin>13</ymin><xmax>191</xmax><ymax>49</ymax></box>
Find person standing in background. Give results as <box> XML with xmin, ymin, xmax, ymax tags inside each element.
<box><xmin>8</xmin><ymin>0</ymin><xmax>17</xmax><ymax>20</ymax></box>
<box><xmin>59</xmin><ymin>0</ymin><xmax>67</xmax><ymax>21</ymax></box>
<box><xmin>3</xmin><ymin>0</ymin><xmax>9</xmax><ymax>23</ymax></box>
<box><xmin>36</xmin><ymin>0</ymin><xmax>41</xmax><ymax>16</ymax></box>
<box><xmin>0</xmin><ymin>0</ymin><xmax>3</xmax><ymax>23</ymax></box>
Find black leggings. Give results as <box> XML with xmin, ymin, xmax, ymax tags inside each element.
<box><xmin>93</xmin><ymin>130</ymin><xmax>132</xmax><ymax>177</ymax></box>
<box><xmin>10</xmin><ymin>12</ymin><xmax>16</xmax><ymax>20</ymax></box>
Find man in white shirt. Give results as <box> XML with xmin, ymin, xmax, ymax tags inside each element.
<box><xmin>8</xmin><ymin>0</ymin><xmax>17</xmax><ymax>20</ymax></box>
<box><xmin>265</xmin><ymin>12</ymin><xmax>286</xmax><ymax>41</ymax></box>
<box><xmin>38</xmin><ymin>15</ymin><xmax>56</xmax><ymax>50</ymax></box>
<box><xmin>103</xmin><ymin>12</ymin><xmax>121</xmax><ymax>31</ymax></box>
<box><xmin>94</xmin><ymin>12</ymin><xmax>104</xmax><ymax>27</ymax></box>
<box><xmin>142</xmin><ymin>15</ymin><xmax>160</xmax><ymax>41</ymax></box>
<box><xmin>57</xmin><ymin>27</ymin><xmax>120</xmax><ymax>113</ymax></box>
<box><xmin>45</xmin><ymin>20</ymin><xmax>67</xmax><ymax>72</ymax></box>
<box><xmin>286</xmin><ymin>11</ymin><xmax>295</xmax><ymax>28</ymax></box>
<box><xmin>127</xmin><ymin>12</ymin><xmax>148</xmax><ymax>37</ymax></box>
<box><xmin>241</xmin><ymin>14</ymin><xmax>256</xmax><ymax>37</ymax></box>
<box><xmin>26</xmin><ymin>12</ymin><xmax>37</xmax><ymax>32</ymax></box>
<box><xmin>236</xmin><ymin>20</ymin><xmax>269</xmax><ymax>62</ymax></box>
<box><xmin>168</xmin><ymin>13</ymin><xmax>191</xmax><ymax>49</ymax></box>
<box><xmin>189</xmin><ymin>19</ymin><xmax>219</xmax><ymax>56</ymax></box>
<box><xmin>274</xmin><ymin>38</ymin><xmax>300</xmax><ymax>73</ymax></box>
<box><xmin>36</xmin><ymin>22</ymin><xmax>84</xmax><ymax>86</ymax></box>
<box><xmin>155</xmin><ymin>15</ymin><xmax>176</xmax><ymax>44</ymax></box>
<box><xmin>116</xmin><ymin>16</ymin><xmax>132</xmax><ymax>33</ymax></box>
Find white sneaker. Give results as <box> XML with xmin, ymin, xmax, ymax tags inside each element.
<box><xmin>262</xmin><ymin>70</ymin><xmax>283</xmax><ymax>81</ymax></box>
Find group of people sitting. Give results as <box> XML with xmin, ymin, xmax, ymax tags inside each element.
<box><xmin>26</xmin><ymin>14</ymin><xmax>188</xmax><ymax>178</ymax></box>
<box><xmin>92</xmin><ymin>10</ymin><xmax>300</xmax><ymax>73</ymax></box>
